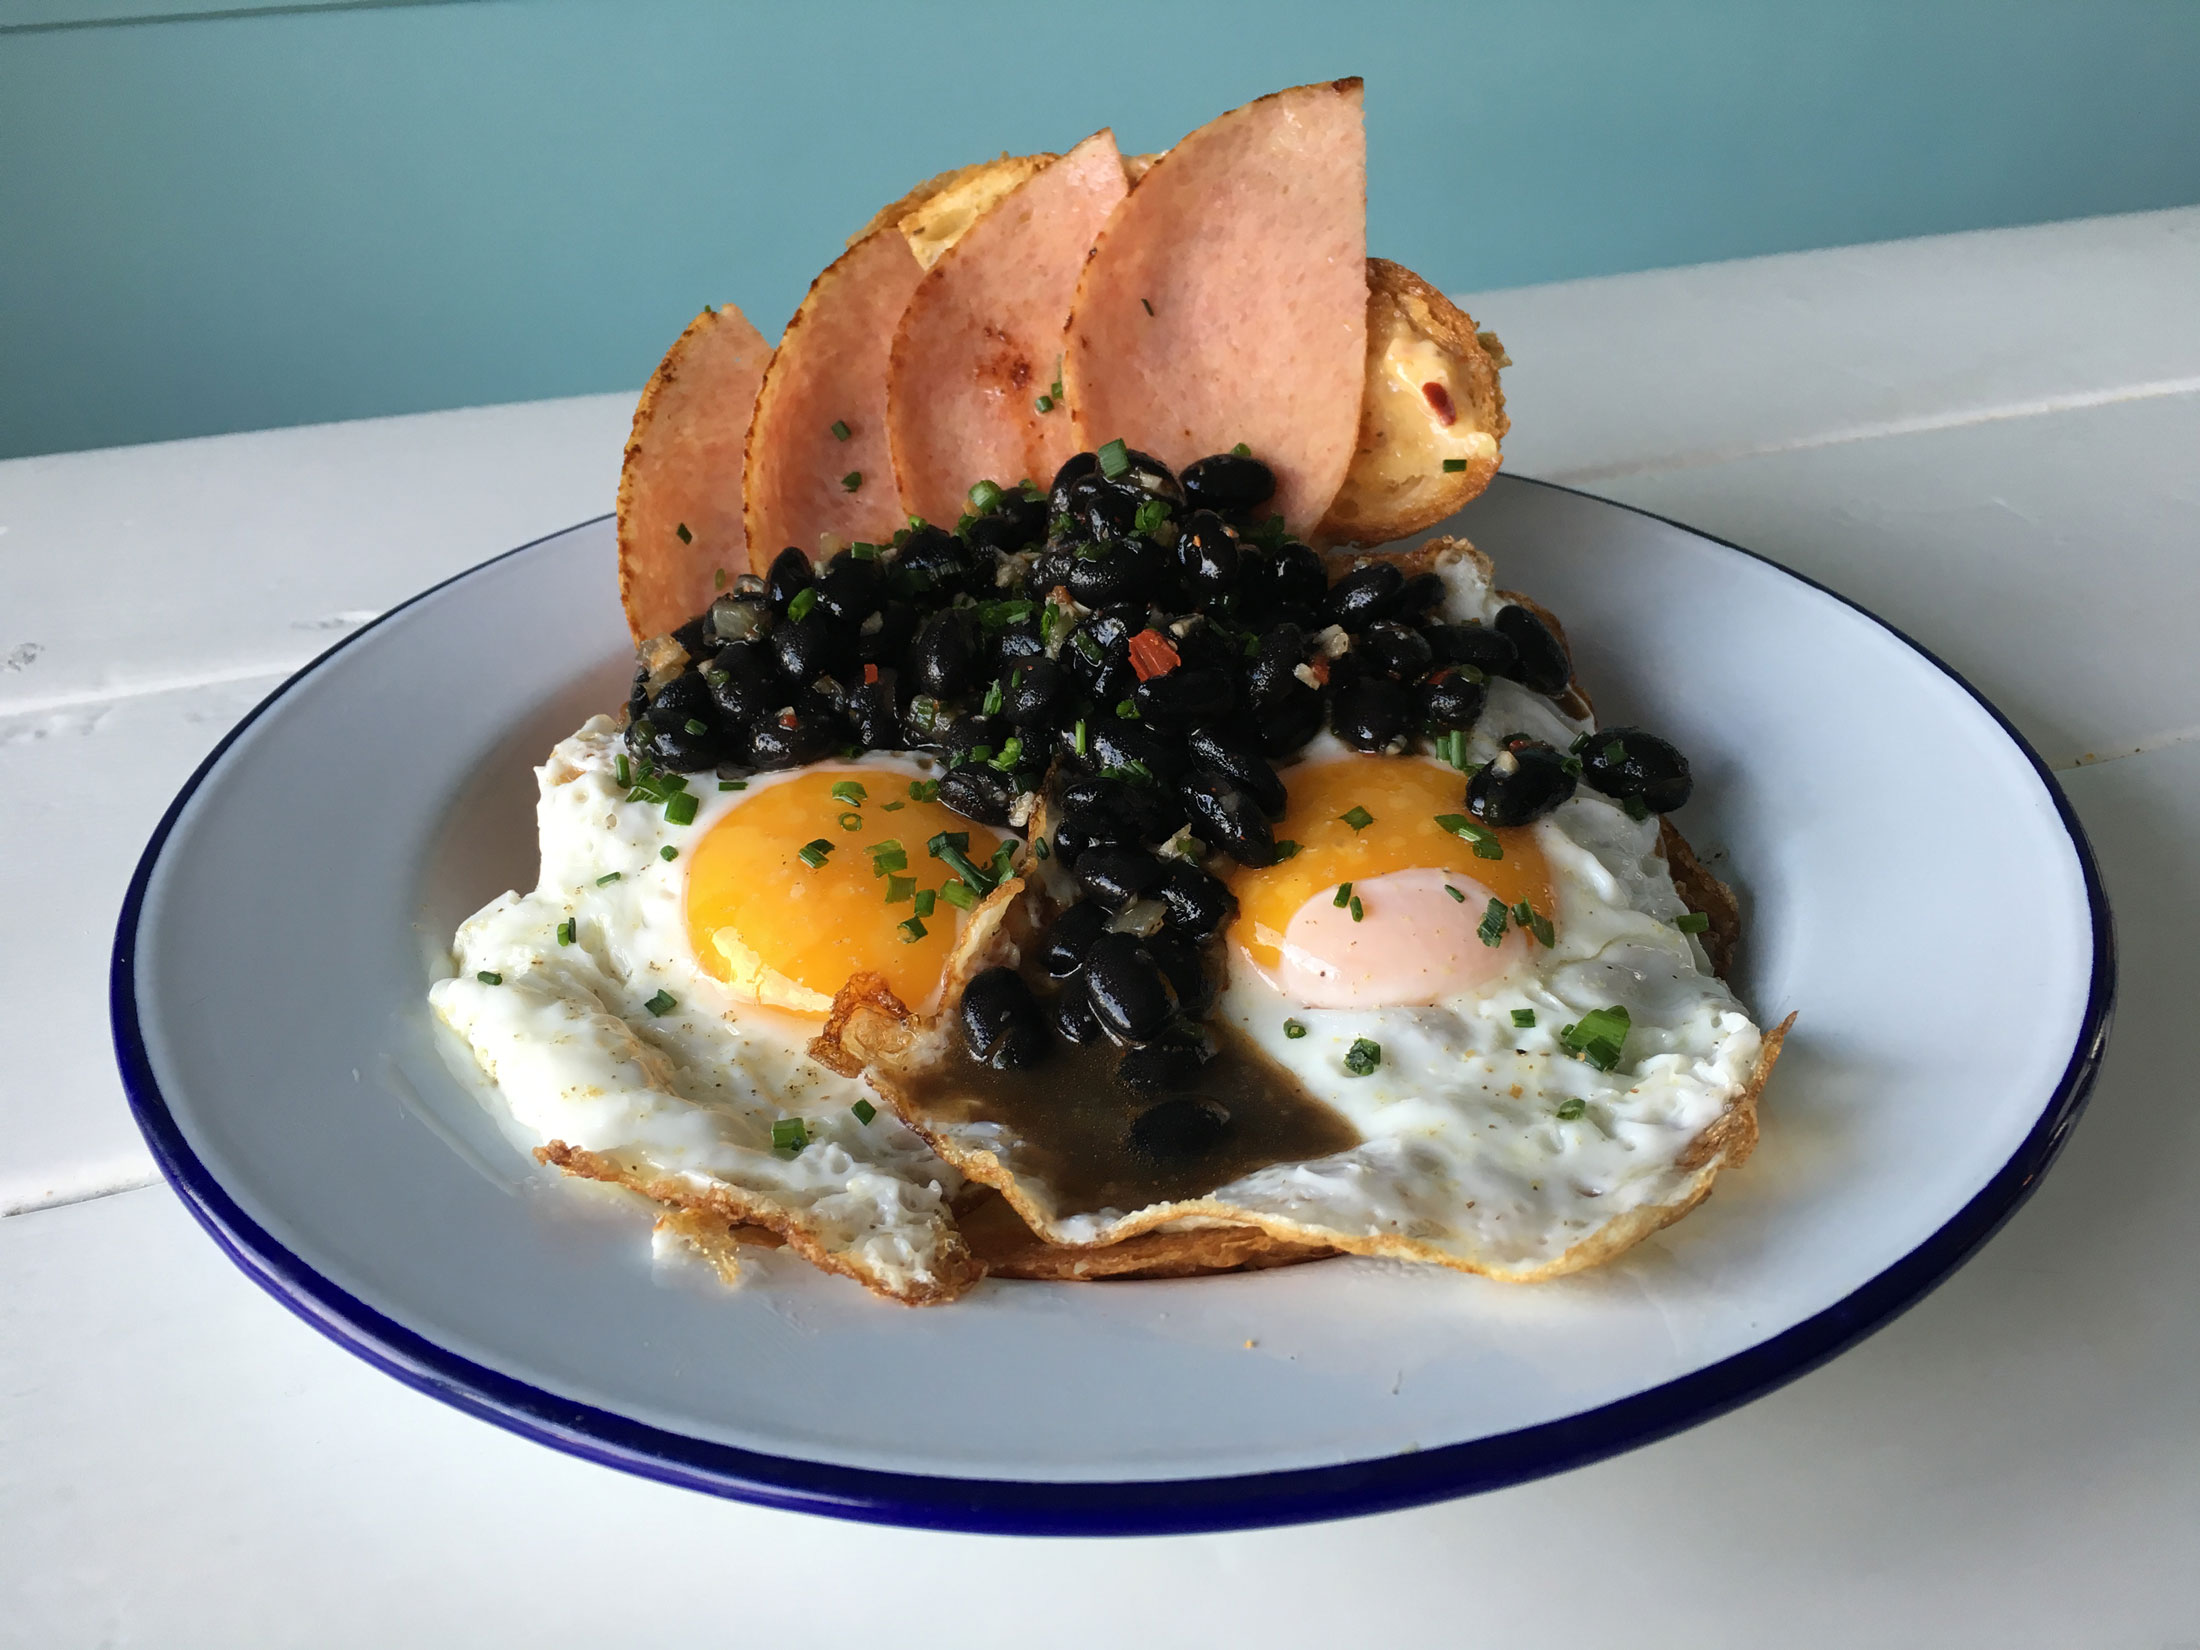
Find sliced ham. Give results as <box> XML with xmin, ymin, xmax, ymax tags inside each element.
<box><xmin>888</xmin><ymin>130</ymin><xmax>1130</xmax><ymax>526</ymax></box>
<box><xmin>1064</xmin><ymin>79</ymin><xmax>1368</xmax><ymax>536</ymax></box>
<box><xmin>742</xmin><ymin>225</ymin><xmax>928</xmax><ymax>566</ymax></box>
<box><xmin>615</xmin><ymin>304</ymin><xmax>772</xmax><ymax>643</ymax></box>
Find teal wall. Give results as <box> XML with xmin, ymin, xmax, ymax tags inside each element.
<box><xmin>5</xmin><ymin>0</ymin><xmax>2198</xmax><ymax>460</ymax></box>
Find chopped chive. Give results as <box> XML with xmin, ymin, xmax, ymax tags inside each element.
<box><xmin>982</xmin><ymin>679</ymin><xmax>1005</xmax><ymax>715</ymax></box>
<box><xmin>1034</xmin><ymin>394</ymin><xmax>1054</xmax><ymax>413</ymax></box>
<box><xmin>1140</xmin><ymin>296</ymin><xmax>1154</xmax><ymax>316</ymax></box>
<box><xmin>1434</xmin><ymin>728</ymin><xmax>1473</xmax><ymax>772</ymax></box>
<box><xmin>1435</xmin><ymin>812</ymin><xmax>1504</xmax><ymax>860</ymax></box>
<box><xmin>988</xmin><ymin>736</ymin><xmax>1024</xmax><ymax>772</ymax></box>
<box><xmin>911</xmin><ymin>887</ymin><xmax>937</xmax><ymax>918</ymax></box>
<box><xmin>839</xmin><ymin>810</ymin><xmax>863</xmax><ymax>831</ymax></box>
<box><xmin>939</xmin><ymin>880</ymin><xmax>976</xmax><ymax>911</ymax></box>
<box><xmin>660</xmin><ymin>844</ymin><xmax>678</xmax><ymax>862</ymax></box>
<box><xmin>1348</xmin><ymin>894</ymin><xmax>1364</xmax><ymax>923</ymax></box>
<box><xmin>718</xmin><ymin>779</ymin><xmax>746</xmax><ymax>792</ymax></box>
<box><xmin>644</xmin><ymin>988</ymin><xmax>677</xmax><ymax>1016</ymax></box>
<box><xmin>908</xmin><ymin>778</ymin><xmax>940</xmax><ymax>803</ymax></box>
<box><xmin>1477</xmin><ymin>897</ymin><xmax>1509</xmax><ymax>947</ymax></box>
<box><xmin>851</xmin><ymin>1098</ymin><xmax>878</xmax><ymax>1125</ymax></box>
<box><xmin>1231</xmin><ymin>442</ymin><xmax>1251</xmax><ymax>457</ymax></box>
<box><xmin>1115</xmin><ymin>698</ymin><xmax>1139</xmax><ymax>719</ymax></box>
<box><xmin>596</xmin><ymin>871</ymin><xmax>623</xmax><ymax>886</ymax></box>
<box><xmin>1131</xmin><ymin>497</ymin><xmax>1169</xmax><ymax>535</ymax></box>
<box><xmin>683</xmin><ymin>718</ymin><xmax>709</xmax><ymax>737</ymax></box>
<box><xmin>787</xmin><ymin>587</ymin><xmax>818</xmax><ymax>623</ymax></box>
<box><xmin>1676</xmin><ymin>911</ymin><xmax>1711</xmax><ymax>934</ymax></box>
<box><xmin>1033</xmin><ymin>835</ymin><xmax>1050</xmax><ymax>860</ymax></box>
<box><xmin>1441</xmin><ymin>458</ymin><xmax>1468</xmax><ymax>473</ymax></box>
<box><xmin>797</xmin><ymin>839</ymin><xmax>833</xmax><ymax>869</ymax></box>
<box><xmin>830</xmin><ymin>419</ymin><xmax>851</xmax><ymax>441</ymax></box>
<box><xmin>1283</xmin><ymin>1018</ymin><xmax>1307</xmax><ymax>1039</ymax></box>
<box><xmin>1074</xmin><ymin>718</ymin><xmax>1089</xmax><ymax>755</ymax></box>
<box><xmin>1561</xmin><ymin>754</ymin><xmax>1584</xmax><ymax>778</ymax></box>
<box><xmin>988</xmin><ymin>840</ymin><xmax>1018</xmax><ymax>883</ymax></box>
<box><xmin>868</xmin><ymin>840</ymin><xmax>908</xmax><ymax>875</ymax></box>
<box><xmin>771</xmin><ymin>1117</ymin><xmax>809</xmax><ymax>1152</ymax></box>
<box><xmin>1602</xmin><ymin>739</ymin><xmax>1626</xmax><ymax>764</ymax></box>
<box><xmin>885</xmin><ymin>873</ymin><xmax>916</xmax><ymax>904</ymax></box>
<box><xmin>848</xmin><ymin>539</ymin><xmax>880</xmax><ymax>560</ymax></box>
<box><xmin>1513</xmin><ymin>1008</ymin><xmax>1537</xmax><ymax>1028</ymax></box>
<box><xmin>1444</xmin><ymin>884</ymin><xmax>1465</xmax><ymax>902</ymax></box>
<box><xmin>476</xmin><ymin>970</ymin><xmax>502</xmax><ymax>985</ymax></box>
<box><xmin>714</xmin><ymin>568</ymin><xmax>727</xmax><ymax>589</ymax></box>
<box><xmin>674</xmin><ymin>522</ymin><xmax>692</xmax><ymax>544</ymax></box>
<box><xmin>897</xmin><ymin>916</ymin><xmax>928</xmax><ymax>943</ymax></box>
<box><xmin>1624</xmin><ymin>796</ymin><xmax>1651</xmax><ymax>821</ymax></box>
<box><xmin>1095</xmin><ymin>438</ymin><xmax>1130</xmax><ymax>479</ymax></box>
<box><xmin>614</xmin><ymin>754</ymin><xmax>631</xmax><ymax>787</ymax></box>
<box><xmin>1339</xmin><ymin>805</ymin><xmax>1374</xmax><ymax>831</ymax></box>
<box><xmin>1344</xmin><ymin>1037</ymin><xmax>1382</xmax><ymax>1076</ymax></box>
<box><xmin>1272</xmin><ymin>840</ymin><xmax>1302</xmax><ymax>860</ymax></box>
<box><xmin>1556</xmin><ymin>1097</ymin><xmax>1586</xmax><ymax>1122</ymax></box>
<box><xmin>664</xmin><ymin>791</ymin><xmax>699</xmax><ymax>827</ymax></box>
<box><xmin>1333</xmin><ymin>882</ymin><xmax>1353</xmax><ymax>908</ymax></box>
<box><xmin>830</xmin><ymin>779</ymin><xmax>867</xmax><ymax>805</ymax></box>
<box><xmin>882</xmin><ymin>799</ymin><xmax>905</xmax><ymax>812</ymax></box>
<box><xmin>1514</xmin><ymin>902</ymin><xmax>1555</xmax><ymax>947</ymax></box>
<box><xmin>968</xmin><ymin>478</ymin><xmax>1004</xmax><ymax>513</ymax></box>
<box><xmin>841</xmin><ymin>471</ymin><xmax>863</xmax><ymax>493</ymax></box>
<box><xmin>556</xmin><ymin>918</ymin><xmax>576</xmax><ymax>946</ymax></box>
<box><xmin>1558</xmin><ymin>1005</ymin><xmax>1632</xmax><ymax>1072</ymax></box>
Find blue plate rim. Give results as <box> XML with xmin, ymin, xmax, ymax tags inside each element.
<box><xmin>109</xmin><ymin>477</ymin><xmax>2117</xmax><ymax>1537</ymax></box>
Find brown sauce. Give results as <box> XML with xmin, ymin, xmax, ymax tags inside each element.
<box><xmin>901</xmin><ymin>1008</ymin><xmax>1360</xmax><ymax>1217</ymax></box>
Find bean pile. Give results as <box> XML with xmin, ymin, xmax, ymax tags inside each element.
<box><xmin>627</xmin><ymin>442</ymin><xmax>1695</xmax><ymax>1139</ymax></box>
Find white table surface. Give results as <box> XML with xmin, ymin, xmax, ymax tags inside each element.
<box><xmin>4</xmin><ymin>206</ymin><xmax>2197</xmax><ymax>1645</ymax></box>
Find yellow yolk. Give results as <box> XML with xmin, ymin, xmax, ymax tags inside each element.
<box><xmin>1226</xmin><ymin>754</ymin><xmax>1554</xmax><ymax>977</ymax></box>
<box><xmin>684</xmin><ymin>769</ymin><xmax>1001</xmax><ymax>1016</ymax></box>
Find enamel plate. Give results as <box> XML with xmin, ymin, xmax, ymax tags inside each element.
<box><xmin>111</xmin><ymin>477</ymin><xmax>2112</xmax><ymax>1534</ymax></box>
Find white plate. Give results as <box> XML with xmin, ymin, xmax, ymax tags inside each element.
<box><xmin>112</xmin><ymin>477</ymin><xmax>2112</xmax><ymax>1533</ymax></box>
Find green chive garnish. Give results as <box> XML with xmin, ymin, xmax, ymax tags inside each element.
<box><xmin>1556</xmin><ymin>1098</ymin><xmax>1586</xmax><ymax>1122</ymax></box>
<box><xmin>1441</xmin><ymin>458</ymin><xmax>1468</xmax><ymax>473</ymax></box>
<box><xmin>841</xmin><ymin>471</ymin><xmax>862</xmax><ymax>493</ymax></box>
<box><xmin>1272</xmin><ymin>840</ymin><xmax>1302</xmax><ymax>860</ymax></box>
<box><xmin>1348</xmin><ymin>895</ymin><xmax>1364</xmax><ymax>922</ymax></box>
<box><xmin>1513</xmin><ymin>901</ymin><xmax>1555</xmax><ymax>947</ymax></box>
<box><xmin>675</xmin><ymin>522</ymin><xmax>692</xmax><ymax>543</ymax></box>
<box><xmin>714</xmin><ymin>567</ymin><xmax>727</xmax><ymax>588</ymax></box>
<box><xmin>830</xmin><ymin>779</ymin><xmax>867</xmax><ymax>805</ymax></box>
<box><xmin>556</xmin><ymin>918</ymin><xmax>575</xmax><ymax>946</ymax></box>
<box><xmin>664</xmin><ymin>792</ymin><xmax>698</xmax><ymax>827</ymax></box>
<box><xmin>596</xmin><ymin>871</ymin><xmax>622</xmax><ymax>886</ymax></box>
<box><xmin>898</xmin><ymin>916</ymin><xmax>928</xmax><ymax>942</ymax></box>
<box><xmin>614</xmin><ymin>754</ymin><xmax>631</xmax><ymax>787</ymax></box>
<box><xmin>644</xmin><ymin>988</ymin><xmax>677</xmax><ymax>1016</ymax></box>
<box><xmin>908</xmin><ymin>778</ymin><xmax>940</xmax><ymax>803</ymax></box>
<box><xmin>852</xmin><ymin>1098</ymin><xmax>878</xmax><ymax>1125</ymax></box>
<box><xmin>869</xmin><ymin>840</ymin><xmax>908</xmax><ymax>875</ymax></box>
<box><xmin>912</xmin><ymin>887</ymin><xmax>937</xmax><ymax>918</ymax></box>
<box><xmin>1435</xmin><ymin>812</ymin><xmax>1504</xmax><ymax>860</ymax></box>
<box><xmin>1131</xmin><ymin>497</ymin><xmax>1168</xmax><ymax>535</ymax></box>
<box><xmin>1284</xmin><ymin>1018</ymin><xmax>1307</xmax><ymax>1039</ymax></box>
<box><xmin>476</xmin><ymin>970</ymin><xmax>502</xmax><ymax>985</ymax></box>
<box><xmin>1231</xmin><ymin>442</ymin><xmax>1250</xmax><ymax>457</ymax></box>
<box><xmin>1340</xmin><ymin>805</ymin><xmax>1374</xmax><ymax>831</ymax></box>
<box><xmin>882</xmin><ymin>799</ymin><xmax>904</xmax><ymax>812</ymax></box>
<box><xmin>1140</xmin><ymin>297</ymin><xmax>1154</xmax><ymax>316</ymax></box>
<box><xmin>1034</xmin><ymin>394</ymin><xmax>1054</xmax><ymax>413</ymax></box>
<box><xmin>1115</xmin><ymin>698</ymin><xmax>1138</xmax><ymax>719</ymax></box>
<box><xmin>982</xmin><ymin>679</ymin><xmax>1005</xmax><ymax>715</ymax></box>
<box><xmin>1333</xmin><ymin>882</ymin><xmax>1353</xmax><ymax>907</ymax></box>
<box><xmin>830</xmin><ymin>419</ymin><xmax>851</xmax><ymax>441</ymax></box>
<box><xmin>1676</xmin><ymin>911</ymin><xmax>1711</xmax><ymax>934</ymax></box>
<box><xmin>839</xmin><ymin>810</ymin><xmax>863</xmax><ymax>831</ymax></box>
<box><xmin>771</xmin><ymin>1117</ymin><xmax>809</xmax><ymax>1151</ymax></box>
<box><xmin>797</xmin><ymin>839</ymin><xmax>833</xmax><ymax>869</ymax></box>
<box><xmin>1073</xmin><ymin>718</ymin><xmax>1088</xmax><ymax>755</ymax></box>
<box><xmin>1477</xmin><ymin>897</ymin><xmax>1509</xmax><ymax>947</ymax></box>
<box><xmin>1033</xmin><ymin>836</ymin><xmax>1050</xmax><ymax>860</ymax></box>
<box><xmin>1345</xmin><ymin>1037</ymin><xmax>1382</xmax><ymax>1076</ymax></box>
<box><xmin>683</xmin><ymin>718</ymin><xmax>708</xmax><ymax>737</ymax></box>
<box><xmin>1558</xmin><ymin>1005</ymin><xmax>1632</xmax><ymax>1072</ymax></box>
<box><xmin>787</xmin><ymin>587</ymin><xmax>818</xmax><ymax>623</ymax></box>
<box><xmin>718</xmin><ymin>779</ymin><xmax>746</xmax><ymax>791</ymax></box>
<box><xmin>1095</xmin><ymin>438</ymin><xmax>1130</xmax><ymax>480</ymax></box>
<box><xmin>968</xmin><ymin>478</ymin><xmax>1004</xmax><ymax>513</ymax></box>
<box><xmin>660</xmin><ymin>845</ymin><xmax>678</xmax><ymax>862</ymax></box>
<box><xmin>1444</xmin><ymin>884</ymin><xmax>1464</xmax><ymax>902</ymax></box>
<box><xmin>885</xmin><ymin>874</ymin><xmax>915</xmax><ymax>904</ymax></box>
<box><xmin>939</xmin><ymin>880</ymin><xmax>976</xmax><ymax>911</ymax></box>
<box><xmin>1624</xmin><ymin>796</ymin><xmax>1651</xmax><ymax>821</ymax></box>
<box><xmin>1513</xmin><ymin>1008</ymin><xmax>1537</xmax><ymax>1028</ymax></box>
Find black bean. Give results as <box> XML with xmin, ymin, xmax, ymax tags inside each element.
<box><xmin>704</xmin><ymin>640</ymin><xmax>777</xmax><ymax>722</ymax></box>
<box><xmin>1127</xmin><ymin>1097</ymin><xmax>1231</xmax><ymax>1162</ymax></box>
<box><xmin>1179</xmin><ymin>770</ymin><xmax>1277</xmax><ymax>866</ymax></box>
<box><xmin>1579</xmin><ymin>725</ymin><xmax>1694</xmax><ymax>814</ymax></box>
<box><xmin>1415</xmin><ymin>666</ymin><xmax>1488</xmax><ymax>733</ymax></box>
<box><xmin>1260</xmin><ymin>541</ymin><xmax>1327</xmax><ymax>616</ymax></box>
<box><xmin>1180</xmin><ymin>452</ymin><xmax>1276</xmax><ymax>514</ymax></box>
<box><xmin>1116</xmin><ymin>1040</ymin><xmax>1208</xmax><ymax>1096</ymax></box>
<box><xmin>1396</xmin><ymin>571</ymin><xmax>1447</xmax><ymax>619</ymax></box>
<box><xmin>1146</xmin><ymin>935</ymin><xmax>1213</xmax><ymax>1018</ymax></box>
<box><xmin>765</xmin><ymin>547</ymin><xmax>813</xmax><ymax>612</ymax></box>
<box><xmin>1038</xmin><ymin>899</ymin><xmax>1109</xmax><ymax>978</ymax></box>
<box><xmin>1001</xmin><ymin>656</ymin><xmax>1065</xmax><ymax>728</ymax></box>
<box><xmin>1067</xmin><ymin>537</ymin><xmax>1161</xmax><ymax>608</ymax></box>
<box><xmin>1467</xmin><ymin>738</ymin><xmax>1578</xmax><ymax>826</ymax></box>
<box><xmin>1089</xmin><ymin>720</ymin><xmax>1188</xmax><ymax>786</ymax></box>
<box><xmin>897</xmin><ymin>525</ymin><xmax>978</xmax><ymax>598</ymax></box>
<box><xmin>1329</xmin><ymin>675</ymin><xmax>1411</xmax><ymax>752</ymax></box>
<box><xmin>939</xmin><ymin>765</ymin><xmax>1016</xmax><ymax>827</ymax></box>
<box><xmin>643</xmin><ymin>671</ymin><xmax>733</xmax><ymax>768</ymax></box>
<box><xmin>960</xmin><ymin>967</ymin><xmax>1049</xmax><ymax>1070</ymax></box>
<box><xmin>1424</xmin><ymin>621</ymin><xmax>1520</xmax><ymax>679</ymax></box>
<box><xmin>990</xmin><ymin>618</ymin><xmax>1045</xmax><ymax>676</ymax></box>
<box><xmin>769</xmin><ymin>611</ymin><xmax>854</xmax><ymax>684</ymax></box>
<box><xmin>1175</xmin><ymin>509</ymin><xmax>1240</xmax><ymax>601</ymax></box>
<box><xmin>909</xmin><ymin>609</ymin><xmax>975</xmax><ymax>699</ymax></box>
<box><xmin>1257</xmin><ymin>685</ymin><xmax>1325</xmax><ymax>758</ymax></box>
<box><xmin>1156</xmin><ymin>859</ymin><xmax>1236</xmax><ymax>939</ymax></box>
<box><xmin>814</xmin><ymin>551</ymin><xmax>883</xmax><ymax>625</ymax></box>
<box><xmin>1244</xmin><ymin>623</ymin><xmax>1309</xmax><ymax>709</ymax></box>
<box><xmin>934</xmin><ymin>714</ymin><xmax>1001</xmax><ymax>764</ymax></box>
<box><xmin>1132</xmin><ymin>665</ymin><xmax>1235</xmax><ymax>728</ymax></box>
<box><xmin>1058</xmin><ymin>775</ymin><xmax>1139</xmax><ymax>827</ymax></box>
<box><xmin>1074</xmin><ymin>846</ymin><xmax>1167</xmax><ymax>911</ymax></box>
<box><xmin>1184</xmin><ymin>725</ymin><xmax>1285</xmax><ymax>816</ymax></box>
<box><xmin>1051</xmin><ymin>808</ymin><xmax>1135</xmax><ymax>868</ymax></box>
<box><xmin>1494</xmin><ymin>604</ymin><xmax>1572</xmax><ymax>696</ymax></box>
<box><xmin>845</xmin><ymin>671</ymin><xmax>904</xmax><ymax>749</ymax></box>
<box><xmin>747</xmin><ymin>706</ymin><xmax>838</xmax><ymax>770</ymax></box>
<box><xmin>670</xmin><ymin>612</ymin><xmax>713</xmax><ymax>661</ymax></box>
<box><xmin>1082</xmin><ymin>932</ymin><xmax>1177</xmax><ymax>1044</ymax></box>
<box><xmin>857</xmin><ymin>602</ymin><xmax>917</xmax><ymax>667</ymax></box>
<box><xmin>1323</xmin><ymin>561</ymin><xmax>1407</xmax><ymax>631</ymax></box>
<box><xmin>1053</xmin><ymin>985</ymin><xmax>1106</xmax><ymax>1045</ymax></box>
<box><xmin>1061</xmin><ymin>613</ymin><xmax>1132</xmax><ymax>700</ymax></box>
<box><xmin>992</xmin><ymin>487</ymin><xmax>1051</xmax><ymax>545</ymax></box>
<box><xmin>1055</xmin><ymin>471</ymin><xmax>1140</xmax><ymax>540</ymax></box>
<box><xmin>1358</xmin><ymin>619</ymin><xmax>1434</xmax><ymax>680</ymax></box>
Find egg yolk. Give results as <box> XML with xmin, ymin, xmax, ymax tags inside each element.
<box><xmin>1226</xmin><ymin>755</ymin><xmax>1555</xmax><ymax>1006</ymax></box>
<box><xmin>684</xmin><ymin>769</ymin><xmax>1000</xmax><ymax>1016</ymax></box>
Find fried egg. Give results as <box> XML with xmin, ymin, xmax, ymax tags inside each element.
<box><xmin>836</xmin><ymin>539</ymin><xmax>1779</xmax><ymax>1282</ymax></box>
<box><xmin>427</xmin><ymin>723</ymin><xmax>994</xmax><ymax>1303</ymax></box>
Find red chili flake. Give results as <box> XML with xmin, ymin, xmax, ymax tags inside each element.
<box><xmin>1308</xmin><ymin>655</ymin><xmax>1332</xmax><ymax>686</ymax></box>
<box><xmin>863</xmin><ymin>663</ymin><xmax>879</xmax><ymax>685</ymax></box>
<box><xmin>778</xmin><ymin>710</ymin><xmax>798</xmax><ymax>729</ymax></box>
<box><xmin>1421</xmin><ymin>381</ymin><xmax>1457</xmax><ymax>427</ymax></box>
<box><xmin>1127</xmin><ymin>629</ymin><xmax>1181</xmax><ymax>682</ymax></box>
